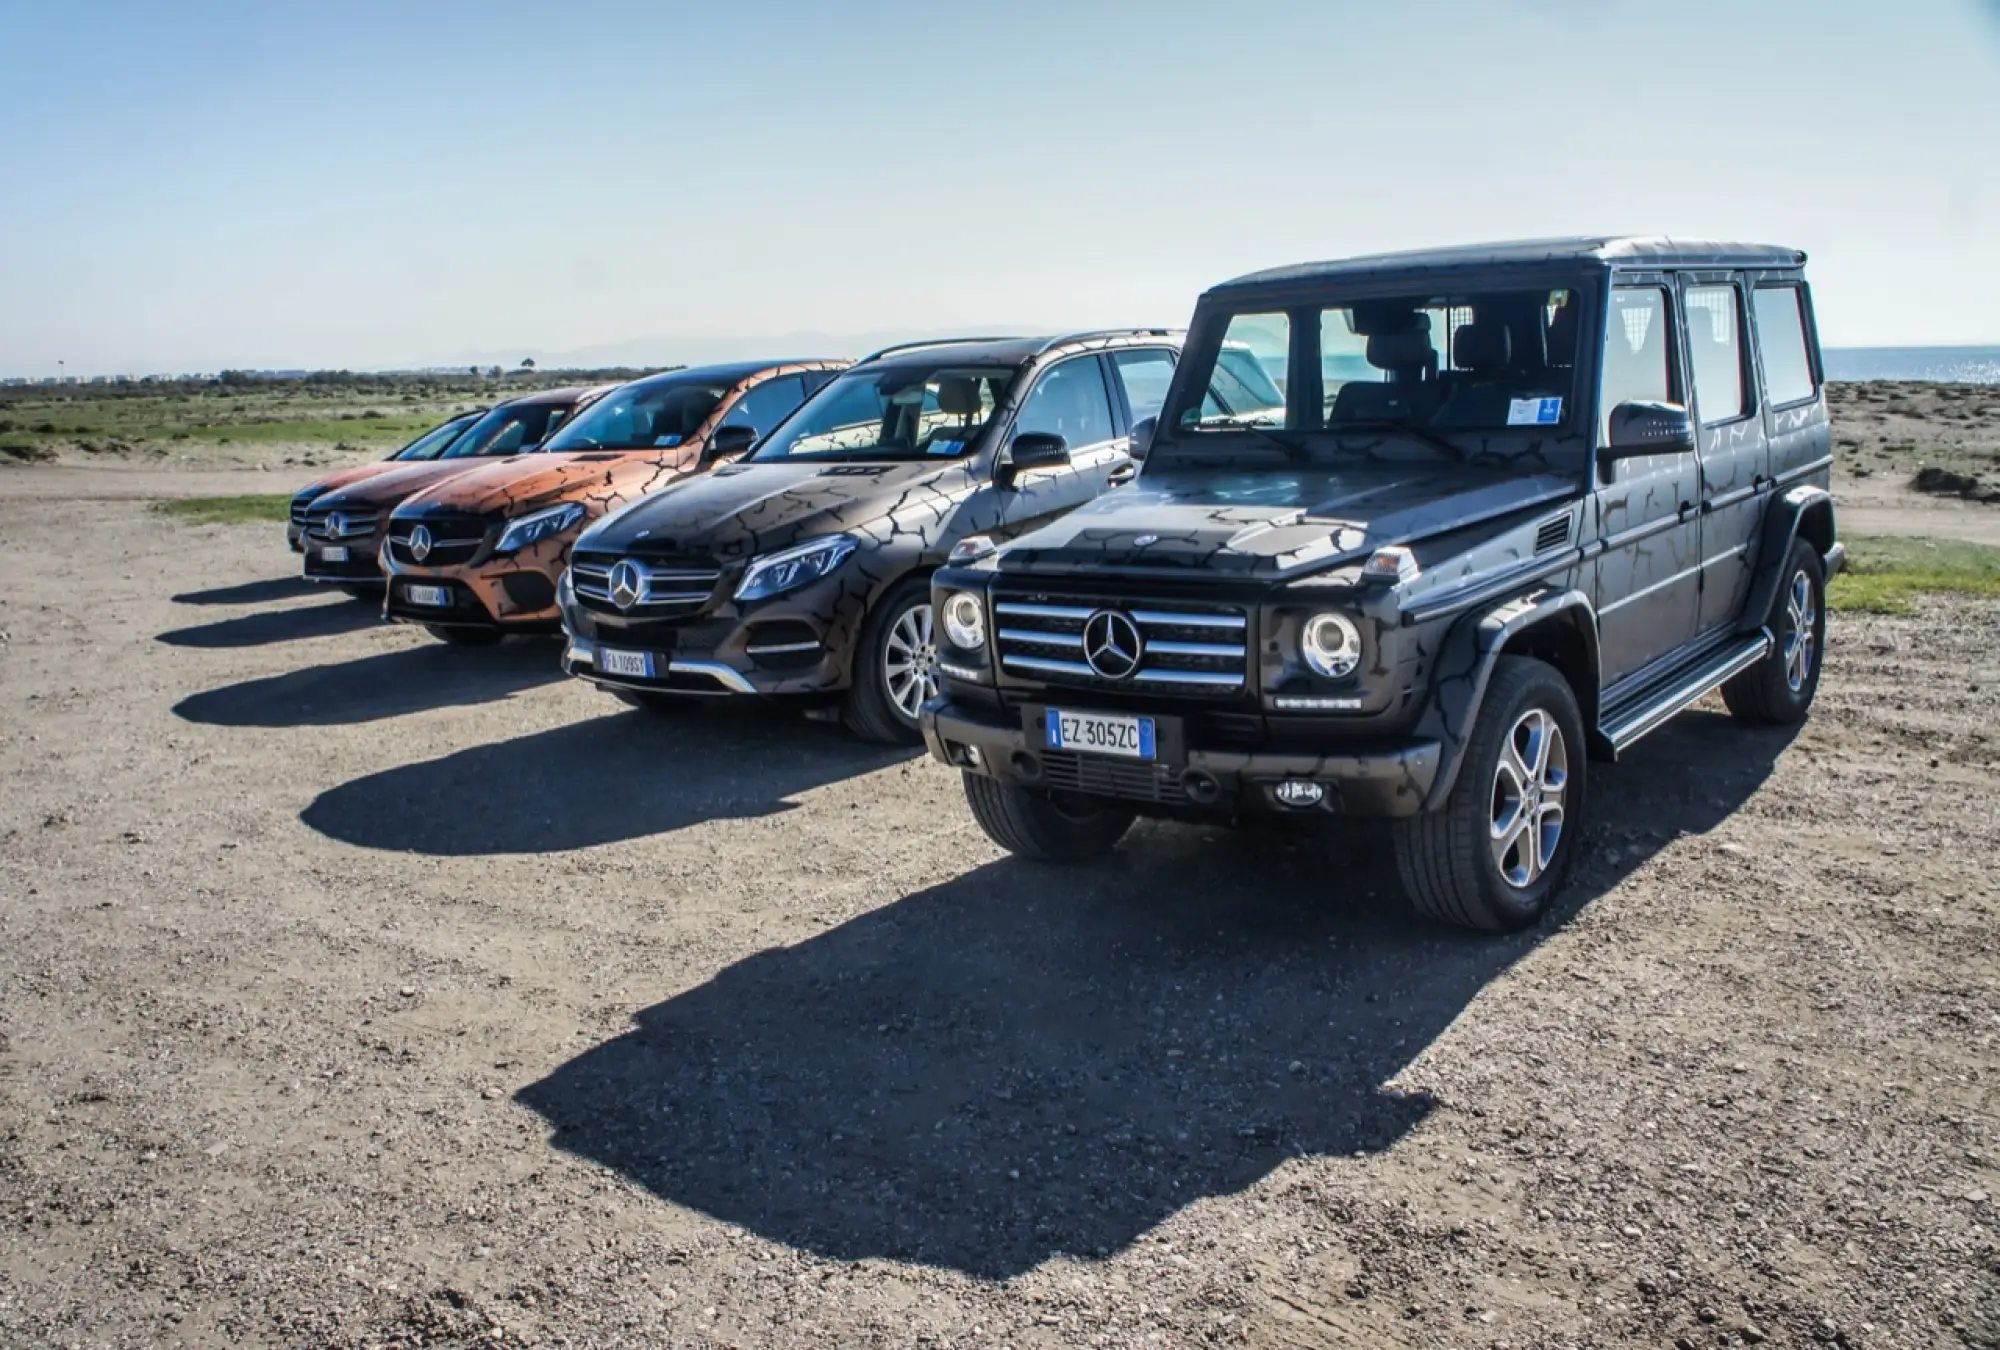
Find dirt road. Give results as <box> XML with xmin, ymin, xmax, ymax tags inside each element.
<box><xmin>2</xmin><ymin>481</ymin><xmax>1997</xmax><ymax>1349</ymax></box>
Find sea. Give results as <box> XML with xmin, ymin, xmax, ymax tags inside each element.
<box><xmin>1824</xmin><ymin>346</ymin><xmax>2000</xmax><ymax>384</ymax></box>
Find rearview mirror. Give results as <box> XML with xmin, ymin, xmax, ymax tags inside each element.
<box><xmin>1129</xmin><ymin>415</ymin><xmax>1158</xmax><ymax>461</ymax></box>
<box><xmin>998</xmin><ymin>431</ymin><xmax>1069</xmax><ymax>490</ymax></box>
<box><xmin>707</xmin><ymin>424</ymin><xmax>758</xmax><ymax>460</ymax></box>
<box><xmin>1602</xmin><ymin>400</ymin><xmax>1695</xmax><ymax>460</ymax></box>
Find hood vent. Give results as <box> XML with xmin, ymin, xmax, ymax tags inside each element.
<box><xmin>1534</xmin><ymin>513</ymin><xmax>1574</xmax><ymax>555</ymax></box>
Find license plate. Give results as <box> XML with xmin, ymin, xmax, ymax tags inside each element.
<box><xmin>405</xmin><ymin>584</ymin><xmax>450</xmax><ymax>608</ymax></box>
<box><xmin>1045</xmin><ymin>707</ymin><xmax>1155</xmax><ymax>760</ymax></box>
<box><xmin>317</xmin><ymin>545</ymin><xmax>349</xmax><ymax>563</ymax></box>
<box><xmin>599</xmin><ymin>647</ymin><xmax>655</xmax><ymax>679</ymax></box>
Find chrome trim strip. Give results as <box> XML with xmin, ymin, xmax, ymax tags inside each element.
<box><xmin>744</xmin><ymin>640</ymin><xmax>821</xmax><ymax>655</ymax></box>
<box><xmin>1130</xmin><ymin>610</ymin><xmax>1245</xmax><ymax>629</ymax></box>
<box><xmin>998</xmin><ymin>627</ymin><xmax>1083</xmax><ymax>649</ymax></box>
<box><xmin>565</xmin><ymin>643</ymin><xmax>595</xmax><ymax>666</ymax></box>
<box><xmin>1401</xmin><ymin>550</ymin><xmax>1581</xmax><ymax>624</ymax></box>
<box><xmin>995</xmin><ymin>601</ymin><xmax>1095</xmax><ymax>621</ymax></box>
<box><xmin>668</xmin><ymin>660</ymin><xmax>756</xmax><ymax>694</ymax></box>
<box><xmin>1773</xmin><ymin>455</ymin><xmax>1834</xmax><ymax>487</ymax></box>
<box><xmin>1002</xmin><ymin>655</ymin><xmax>1095</xmax><ymax>678</ymax></box>
<box><xmin>1133</xmin><ymin>669</ymin><xmax>1244</xmax><ymax>687</ymax></box>
<box><xmin>1143</xmin><ymin>640</ymin><xmax>1246</xmax><ymax>659</ymax></box>
<box><xmin>937</xmin><ymin>660</ymin><xmax>988</xmax><ymax>684</ymax></box>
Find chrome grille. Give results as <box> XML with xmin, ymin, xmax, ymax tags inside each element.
<box><xmin>289</xmin><ymin>493</ymin><xmax>317</xmax><ymax>527</ymax></box>
<box><xmin>993</xmin><ymin>596</ymin><xmax>1248</xmax><ymax>697</ymax></box>
<box><xmin>571</xmin><ymin>553</ymin><xmax>723</xmax><ymax>620</ymax></box>
<box><xmin>303</xmin><ymin>503</ymin><xmax>378</xmax><ymax>543</ymax></box>
<box><xmin>386</xmin><ymin>514</ymin><xmax>491</xmax><ymax>566</ymax></box>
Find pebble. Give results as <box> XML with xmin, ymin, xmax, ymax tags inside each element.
<box><xmin>1742</xmin><ymin>1323</ymin><xmax>1767</xmax><ymax>1344</ymax></box>
<box><xmin>399</xmin><ymin>986</ymin><xmax>416</xmax><ymax>998</ymax></box>
<box><xmin>482</xmin><ymin>1086</ymin><xmax>503</xmax><ymax>1100</ymax></box>
<box><xmin>1965</xmin><ymin>1189</ymin><xmax>1989</xmax><ymax>1204</ymax></box>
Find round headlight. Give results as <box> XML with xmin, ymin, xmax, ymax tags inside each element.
<box><xmin>942</xmin><ymin>591</ymin><xmax>986</xmax><ymax>650</ymax></box>
<box><xmin>1300</xmin><ymin>612</ymin><xmax>1362</xmax><ymax>679</ymax></box>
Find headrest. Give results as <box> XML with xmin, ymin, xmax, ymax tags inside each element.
<box><xmin>679</xmin><ymin>395</ymin><xmax>719</xmax><ymax>436</ymax></box>
<box><xmin>1365</xmin><ymin>329</ymin><xmax>1434</xmax><ymax>371</ymax></box>
<box><xmin>1545</xmin><ymin>303</ymin><xmax>1577</xmax><ymax>366</ymax></box>
<box><xmin>1453</xmin><ymin>321</ymin><xmax>1512</xmax><ymax>372</ymax></box>
<box><xmin>936</xmin><ymin>377</ymin><xmax>983</xmax><ymax>416</ymax></box>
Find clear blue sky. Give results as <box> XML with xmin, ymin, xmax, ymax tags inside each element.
<box><xmin>2</xmin><ymin>0</ymin><xmax>1996</xmax><ymax>375</ymax></box>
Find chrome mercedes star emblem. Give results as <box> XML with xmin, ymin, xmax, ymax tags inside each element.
<box><xmin>327</xmin><ymin>512</ymin><xmax>347</xmax><ymax>539</ymax></box>
<box><xmin>408</xmin><ymin>523</ymin><xmax>432</xmax><ymax>563</ymax></box>
<box><xmin>609</xmin><ymin>559</ymin><xmax>645</xmax><ymax>610</ymax></box>
<box><xmin>1082</xmin><ymin>610</ymin><xmax>1143</xmax><ymax>680</ymax></box>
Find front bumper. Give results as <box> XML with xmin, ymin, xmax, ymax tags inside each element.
<box><xmin>922</xmin><ymin>697</ymin><xmax>1440</xmax><ymax>819</ymax></box>
<box><xmin>301</xmin><ymin>540</ymin><xmax>384</xmax><ymax>584</ymax></box>
<box><xmin>384</xmin><ymin>566</ymin><xmax>561</xmax><ymax>633</ymax></box>
<box><xmin>286</xmin><ymin>522</ymin><xmax>304</xmax><ymax>552</ymax></box>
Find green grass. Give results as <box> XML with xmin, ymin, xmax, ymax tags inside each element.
<box><xmin>1829</xmin><ymin>534</ymin><xmax>2000</xmax><ymax>614</ymax></box>
<box><xmin>151</xmin><ymin>494</ymin><xmax>294</xmax><ymax>526</ymax></box>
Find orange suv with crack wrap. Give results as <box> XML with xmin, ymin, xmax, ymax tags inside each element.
<box><xmin>382</xmin><ymin>360</ymin><xmax>848</xmax><ymax>645</ymax></box>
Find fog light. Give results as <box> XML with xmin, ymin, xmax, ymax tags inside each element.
<box><xmin>1272</xmin><ymin>779</ymin><xmax>1326</xmax><ymax>808</ymax></box>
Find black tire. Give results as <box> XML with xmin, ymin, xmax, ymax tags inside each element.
<box><xmin>425</xmin><ymin>625</ymin><xmax>502</xmax><ymax>647</ymax></box>
<box><xmin>961</xmin><ymin>772</ymin><xmax>1136</xmax><ymax>862</ymax></box>
<box><xmin>1393</xmin><ymin>655</ymin><xmax>1588</xmax><ymax>932</ymax></box>
<box><xmin>1722</xmin><ymin>537</ymin><xmax>1825</xmax><ymax>725</ymax></box>
<box><xmin>611</xmin><ymin>688</ymin><xmax>690</xmax><ymax>715</ymax></box>
<box><xmin>841</xmin><ymin>576</ymin><xmax>936</xmax><ymax>745</ymax></box>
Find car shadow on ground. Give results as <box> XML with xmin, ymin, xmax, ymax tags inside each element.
<box><xmin>518</xmin><ymin>709</ymin><xmax>1800</xmax><ymax>1279</ymax></box>
<box><xmin>169</xmin><ymin>576</ymin><xmax>322</xmax><ymax>606</ymax></box>
<box><xmin>157</xmin><ymin>594</ymin><xmax>382</xmax><ymax>648</ymax></box>
<box><xmin>301</xmin><ymin>703</ymin><xmax>913</xmax><ymax>854</ymax></box>
<box><xmin>174</xmin><ymin>639</ymin><xmax>566</xmax><ymax>728</ymax></box>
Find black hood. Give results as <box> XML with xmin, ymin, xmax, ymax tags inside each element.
<box><xmin>579</xmin><ymin>459</ymin><xmax>979</xmax><ymax>562</ymax></box>
<box><xmin>994</xmin><ymin>467</ymin><xmax>1579</xmax><ymax>579</ymax></box>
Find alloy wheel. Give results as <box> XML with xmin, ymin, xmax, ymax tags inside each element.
<box><xmin>883</xmin><ymin>602</ymin><xmax>939</xmax><ymax>722</ymax></box>
<box><xmin>1784</xmin><ymin>568</ymin><xmax>1817</xmax><ymax>694</ymax></box>
<box><xmin>1490</xmin><ymin>707</ymin><xmax>1569</xmax><ymax>889</ymax></box>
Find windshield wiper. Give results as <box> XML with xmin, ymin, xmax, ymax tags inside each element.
<box><xmin>1331</xmin><ymin>419</ymin><xmax>1467</xmax><ymax>462</ymax></box>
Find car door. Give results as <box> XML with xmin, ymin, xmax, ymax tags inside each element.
<box><xmin>1592</xmin><ymin>278</ymin><xmax>1704</xmax><ymax>687</ymax></box>
<box><xmin>991</xmin><ymin>353</ymin><xmax>1132</xmax><ymax>539</ymax></box>
<box><xmin>1680</xmin><ymin>275</ymin><xmax>1770</xmax><ymax>634</ymax></box>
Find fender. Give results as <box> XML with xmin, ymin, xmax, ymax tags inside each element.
<box><xmin>1413</xmin><ymin>587</ymin><xmax>1600</xmax><ymax>811</ymax></box>
<box><xmin>1738</xmin><ymin>485</ymin><xmax>1840</xmax><ymax>631</ymax></box>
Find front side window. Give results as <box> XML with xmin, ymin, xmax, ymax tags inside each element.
<box><xmin>1164</xmin><ymin>285</ymin><xmax>1583</xmax><ymax>466</ymax></box>
<box><xmin>393</xmin><ymin>414</ymin><xmax>478</xmax><ymax>461</ymax></box>
<box><xmin>441</xmin><ymin>402</ymin><xmax>573</xmax><ymax>457</ymax></box>
<box><xmin>1014</xmin><ymin>357</ymin><xmax>1114</xmax><ymax>447</ymax></box>
<box><xmin>718</xmin><ymin>375</ymin><xmax>806</xmax><ymax>437</ymax></box>
<box><xmin>1753</xmin><ymin>286</ymin><xmax>1817</xmax><ymax>407</ymax></box>
<box><xmin>1600</xmin><ymin>286</ymin><xmax>1677</xmax><ymax>440</ymax></box>
<box><xmin>1109</xmin><ymin>349</ymin><xmax>1176</xmax><ymax>424</ymax></box>
<box><xmin>1684</xmin><ymin>284</ymin><xmax>1749</xmax><ymax>424</ymax></box>
<box><xmin>539</xmin><ymin>377</ymin><xmax>731</xmax><ymax>452</ymax></box>
<box><xmin>750</xmin><ymin>363</ymin><xmax>1016</xmax><ymax>463</ymax></box>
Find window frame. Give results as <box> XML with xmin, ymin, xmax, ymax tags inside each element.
<box><xmin>1104</xmin><ymin>345</ymin><xmax>1178</xmax><ymax>435</ymax></box>
<box><xmin>1676</xmin><ymin>274</ymin><xmax>1757</xmax><ymax>430</ymax></box>
<box><xmin>1597</xmin><ymin>278</ymin><xmax>1685</xmax><ymax>444</ymax></box>
<box><xmin>1749</xmin><ymin>282</ymin><xmax>1821</xmax><ymax>412</ymax></box>
<box><xmin>1007</xmin><ymin>352</ymin><xmax>1120</xmax><ymax>453</ymax></box>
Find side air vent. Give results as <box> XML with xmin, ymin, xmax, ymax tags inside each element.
<box><xmin>1534</xmin><ymin>513</ymin><xmax>1574</xmax><ymax>555</ymax></box>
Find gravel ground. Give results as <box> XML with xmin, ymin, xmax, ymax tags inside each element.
<box><xmin>1</xmin><ymin>485</ymin><xmax>1997</xmax><ymax>1350</ymax></box>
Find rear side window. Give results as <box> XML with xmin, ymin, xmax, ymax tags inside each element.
<box><xmin>1684</xmin><ymin>285</ymin><xmax>1750</xmax><ymax>424</ymax></box>
<box><xmin>720</xmin><ymin>375</ymin><xmax>806</xmax><ymax>436</ymax></box>
<box><xmin>1016</xmin><ymin>357</ymin><xmax>1115</xmax><ymax>448</ymax></box>
<box><xmin>1600</xmin><ymin>287</ymin><xmax>1676</xmax><ymax>439</ymax></box>
<box><xmin>1109</xmin><ymin>349</ymin><xmax>1176</xmax><ymax>424</ymax></box>
<box><xmin>1753</xmin><ymin>286</ymin><xmax>1817</xmax><ymax>407</ymax></box>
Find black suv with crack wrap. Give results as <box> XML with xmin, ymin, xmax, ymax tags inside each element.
<box><xmin>923</xmin><ymin>238</ymin><xmax>1843</xmax><ymax>931</ymax></box>
<box><xmin>558</xmin><ymin>331</ymin><xmax>1184</xmax><ymax>742</ymax></box>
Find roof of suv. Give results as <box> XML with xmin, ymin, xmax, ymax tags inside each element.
<box><xmin>861</xmin><ymin>330</ymin><xmax>1180</xmax><ymax>367</ymax></box>
<box><xmin>1212</xmin><ymin>236</ymin><xmax>1807</xmax><ymax>295</ymax></box>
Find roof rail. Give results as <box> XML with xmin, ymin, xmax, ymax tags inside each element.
<box><xmin>858</xmin><ymin>336</ymin><xmax>1027</xmax><ymax>363</ymax></box>
<box><xmin>1036</xmin><ymin>328</ymin><xmax>1180</xmax><ymax>355</ymax></box>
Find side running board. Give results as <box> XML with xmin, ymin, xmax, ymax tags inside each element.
<box><xmin>1599</xmin><ymin>630</ymin><xmax>1772</xmax><ymax>754</ymax></box>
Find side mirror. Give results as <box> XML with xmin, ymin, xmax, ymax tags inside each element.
<box><xmin>1602</xmin><ymin>400</ymin><xmax>1695</xmax><ymax>460</ymax></box>
<box><xmin>1129</xmin><ymin>415</ymin><xmax>1158</xmax><ymax>461</ymax></box>
<box><xmin>707</xmin><ymin>424</ymin><xmax>758</xmax><ymax>460</ymax></box>
<box><xmin>998</xmin><ymin>431</ymin><xmax>1069</xmax><ymax>490</ymax></box>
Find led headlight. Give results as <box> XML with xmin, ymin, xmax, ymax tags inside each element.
<box><xmin>1300</xmin><ymin>612</ymin><xmax>1362</xmax><ymax>679</ymax></box>
<box><xmin>942</xmin><ymin>591</ymin><xmax>986</xmax><ymax>650</ymax></box>
<box><xmin>733</xmin><ymin>534</ymin><xmax>858</xmax><ymax>603</ymax></box>
<box><xmin>495</xmin><ymin>502</ymin><xmax>586</xmax><ymax>554</ymax></box>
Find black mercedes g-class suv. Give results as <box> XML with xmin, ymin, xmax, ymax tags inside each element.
<box><xmin>558</xmin><ymin>330</ymin><xmax>1184</xmax><ymax>743</ymax></box>
<box><xmin>922</xmin><ymin>238</ymin><xmax>1842</xmax><ymax>931</ymax></box>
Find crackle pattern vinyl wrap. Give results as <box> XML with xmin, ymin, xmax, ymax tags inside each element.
<box><xmin>382</xmin><ymin>364</ymin><xmax>849</xmax><ymax>628</ymax></box>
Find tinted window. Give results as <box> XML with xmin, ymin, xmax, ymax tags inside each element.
<box><xmin>1753</xmin><ymin>286</ymin><xmax>1816</xmax><ymax>407</ymax></box>
<box><xmin>1109</xmin><ymin>349</ymin><xmax>1176</xmax><ymax>424</ymax></box>
<box><xmin>540</xmin><ymin>378</ymin><xmax>729</xmax><ymax>452</ymax></box>
<box><xmin>393</xmin><ymin>414</ymin><xmax>478</xmax><ymax>461</ymax></box>
<box><xmin>1015</xmin><ymin>357</ymin><xmax>1114</xmax><ymax>447</ymax></box>
<box><xmin>1600</xmin><ymin>287</ymin><xmax>1677</xmax><ymax>440</ymax></box>
<box><xmin>751</xmin><ymin>364</ymin><xmax>1014</xmax><ymax>462</ymax></box>
<box><xmin>720</xmin><ymin>375</ymin><xmax>806</xmax><ymax>436</ymax></box>
<box><xmin>1684</xmin><ymin>285</ymin><xmax>1749</xmax><ymax>424</ymax></box>
<box><xmin>440</xmin><ymin>402</ymin><xmax>573</xmax><ymax>457</ymax></box>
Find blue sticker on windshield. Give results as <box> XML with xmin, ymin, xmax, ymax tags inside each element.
<box><xmin>1507</xmin><ymin>397</ymin><xmax>1562</xmax><ymax>426</ymax></box>
<box><xmin>929</xmin><ymin>439</ymin><xmax>963</xmax><ymax>456</ymax></box>
<box><xmin>655</xmin><ymin>434</ymin><xmax>683</xmax><ymax>447</ymax></box>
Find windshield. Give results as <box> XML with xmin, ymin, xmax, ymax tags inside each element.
<box><xmin>1164</xmin><ymin>285</ymin><xmax>1584</xmax><ymax>465</ymax></box>
<box><xmin>438</xmin><ymin>400</ymin><xmax>576</xmax><ymax>458</ymax></box>
<box><xmin>539</xmin><ymin>376</ymin><xmax>730</xmax><ymax>452</ymax></box>
<box><xmin>391</xmin><ymin>413</ymin><xmax>480</xmax><ymax>461</ymax></box>
<box><xmin>749</xmin><ymin>364</ymin><xmax>1016</xmax><ymax>463</ymax></box>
